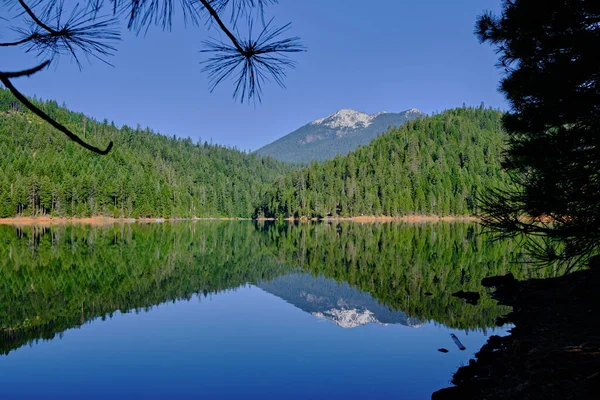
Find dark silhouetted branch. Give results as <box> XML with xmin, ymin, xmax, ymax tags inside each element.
<box><xmin>17</xmin><ymin>0</ymin><xmax>58</xmax><ymax>34</ymax></box>
<box><xmin>0</xmin><ymin>34</ymin><xmax>39</xmax><ymax>47</ymax></box>
<box><xmin>198</xmin><ymin>0</ymin><xmax>244</xmax><ymax>53</ymax></box>
<box><xmin>0</xmin><ymin>60</ymin><xmax>51</xmax><ymax>78</ymax></box>
<box><xmin>0</xmin><ymin>70</ymin><xmax>113</xmax><ymax>155</ymax></box>
<box><xmin>9</xmin><ymin>0</ymin><xmax>120</xmax><ymax>66</ymax></box>
<box><xmin>2</xmin><ymin>0</ymin><xmax>303</xmax><ymax>152</ymax></box>
<box><xmin>200</xmin><ymin>18</ymin><xmax>304</xmax><ymax>102</ymax></box>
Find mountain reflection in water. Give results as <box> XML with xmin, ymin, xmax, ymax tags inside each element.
<box><xmin>258</xmin><ymin>273</ymin><xmax>423</xmax><ymax>328</ymax></box>
<box><xmin>0</xmin><ymin>221</ymin><xmax>549</xmax><ymax>399</ymax></box>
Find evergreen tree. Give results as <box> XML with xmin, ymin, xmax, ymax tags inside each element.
<box><xmin>256</xmin><ymin>108</ymin><xmax>509</xmax><ymax>219</ymax></box>
<box><xmin>476</xmin><ymin>0</ymin><xmax>600</xmax><ymax>268</ymax></box>
<box><xmin>0</xmin><ymin>88</ymin><xmax>292</xmax><ymax>219</ymax></box>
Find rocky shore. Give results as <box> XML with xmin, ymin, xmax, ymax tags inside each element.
<box><xmin>433</xmin><ymin>266</ymin><xmax>600</xmax><ymax>399</ymax></box>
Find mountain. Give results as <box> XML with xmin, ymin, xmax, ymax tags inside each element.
<box><xmin>254</xmin><ymin>107</ymin><xmax>509</xmax><ymax>218</ymax></box>
<box><xmin>257</xmin><ymin>272</ymin><xmax>422</xmax><ymax>328</ymax></box>
<box><xmin>255</xmin><ymin>108</ymin><xmax>424</xmax><ymax>163</ymax></box>
<box><xmin>0</xmin><ymin>88</ymin><xmax>291</xmax><ymax>219</ymax></box>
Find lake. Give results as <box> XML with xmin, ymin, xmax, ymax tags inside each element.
<box><xmin>0</xmin><ymin>222</ymin><xmax>536</xmax><ymax>399</ymax></box>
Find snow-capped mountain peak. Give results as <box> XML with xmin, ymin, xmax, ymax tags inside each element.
<box><xmin>312</xmin><ymin>108</ymin><xmax>395</xmax><ymax>129</ymax></box>
<box><xmin>310</xmin><ymin>108</ymin><xmax>421</xmax><ymax>130</ymax></box>
<box><xmin>312</xmin><ymin>109</ymin><xmax>370</xmax><ymax>129</ymax></box>
<box><xmin>313</xmin><ymin>308</ymin><xmax>380</xmax><ymax>328</ymax></box>
<box><xmin>257</xmin><ymin>107</ymin><xmax>423</xmax><ymax>163</ymax></box>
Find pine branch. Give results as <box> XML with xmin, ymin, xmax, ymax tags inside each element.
<box><xmin>198</xmin><ymin>0</ymin><xmax>244</xmax><ymax>53</ymax></box>
<box><xmin>0</xmin><ymin>34</ymin><xmax>40</xmax><ymax>47</ymax></box>
<box><xmin>0</xmin><ymin>60</ymin><xmax>50</xmax><ymax>77</ymax></box>
<box><xmin>9</xmin><ymin>0</ymin><xmax>121</xmax><ymax>66</ymax></box>
<box><xmin>0</xmin><ymin>65</ymin><xmax>113</xmax><ymax>155</ymax></box>
<box><xmin>200</xmin><ymin>17</ymin><xmax>304</xmax><ymax>102</ymax></box>
<box><xmin>17</xmin><ymin>0</ymin><xmax>58</xmax><ymax>34</ymax></box>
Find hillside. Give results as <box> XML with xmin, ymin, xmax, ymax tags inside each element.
<box><xmin>0</xmin><ymin>88</ymin><xmax>291</xmax><ymax>218</ymax></box>
<box><xmin>254</xmin><ymin>107</ymin><xmax>509</xmax><ymax>218</ymax></box>
<box><xmin>255</xmin><ymin>108</ymin><xmax>423</xmax><ymax>163</ymax></box>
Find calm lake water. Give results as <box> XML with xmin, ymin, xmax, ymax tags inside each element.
<box><xmin>0</xmin><ymin>222</ymin><xmax>533</xmax><ymax>399</ymax></box>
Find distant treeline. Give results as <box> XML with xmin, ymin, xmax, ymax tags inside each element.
<box><xmin>0</xmin><ymin>88</ymin><xmax>290</xmax><ymax>218</ymax></box>
<box><xmin>254</xmin><ymin>108</ymin><xmax>509</xmax><ymax>218</ymax></box>
<box><xmin>1</xmin><ymin>88</ymin><xmax>508</xmax><ymax>218</ymax></box>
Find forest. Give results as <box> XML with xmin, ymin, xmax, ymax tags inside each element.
<box><xmin>1</xmin><ymin>88</ymin><xmax>509</xmax><ymax>219</ymax></box>
<box><xmin>255</xmin><ymin>107</ymin><xmax>510</xmax><ymax>218</ymax></box>
<box><xmin>0</xmin><ymin>88</ymin><xmax>290</xmax><ymax>219</ymax></box>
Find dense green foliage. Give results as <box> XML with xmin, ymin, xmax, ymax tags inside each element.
<box><xmin>0</xmin><ymin>88</ymin><xmax>290</xmax><ymax>218</ymax></box>
<box><xmin>1</xmin><ymin>89</ymin><xmax>512</xmax><ymax>219</ymax></box>
<box><xmin>0</xmin><ymin>221</ymin><xmax>544</xmax><ymax>355</ymax></box>
<box><xmin>476</xmin><ymin>0</ymin><xmax>600</xmax><ymax>266</ymax></box>
<box><xmin>255</xmin><ymin>107</ymin><xmax>509</xmax><ymax>218</ymax></box>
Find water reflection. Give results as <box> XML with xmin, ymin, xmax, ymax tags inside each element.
<box><xmin>258</xmin><ymin>273</ymin><xmax>423</xmax><ymax>328</ymax></box>
<box><xmin>1</xmin><ymin>221</ymin><xmax>551</xmax><ymax>398</ymax></box>
<box><xmin>0</xmin><ymin>221</ymin><xmax>545</xmax><ymax>357</ymax></box>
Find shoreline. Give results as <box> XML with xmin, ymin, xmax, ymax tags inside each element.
<box><xmin>320</xmin><ymin>215</ymin><xmax>477</xmax><ymax>223</ymax></box>
<box><xmin>253</xmin><ymin>215</ymin><xmax>479</xmax><ymax>223</ymax></box>
<box><xmin>432</xmin><ymin>268</ymin><xmax>600</xmax><ymax>399</ymax></box>
<box><xmin>0</xmin><ymin>216</ymin><xmax>251</xmax><ymax>226</ymax></box>
<box><xmin>0</xmin><ymin>215</ymin><xmax>480</xmax><ymax>226</ymax></box>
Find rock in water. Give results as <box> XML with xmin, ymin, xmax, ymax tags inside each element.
<box><xmin>451</xmin><ymin>333</ymin><xmax>466</xmax><ymax>351</ymax></box>
<box><xmin>589</xmin><ymin>255</ymin><xmax>600</xmax><ymax>271</ymax></box>
<box><xmin>481</xmin><ymin>273</ymin><xmax>517</xmax><ymax>288</ymax></box>
<box><xmin>452</xmin><ymin>290</ymin><xmax>481</xmax><ymax>305</ymax></box>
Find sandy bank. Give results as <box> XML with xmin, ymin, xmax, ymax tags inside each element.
<box><xmin>0</xmin><ymin>216</ymin><xmax>126</xmax><ymax>226</ymax></box>
<box><xmin>0</xmin><ymin>215</ymin><xmax>479</xmax><ymax>226</ymax></box>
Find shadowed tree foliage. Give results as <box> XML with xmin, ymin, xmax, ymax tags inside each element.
<box><xmin>0</xmin><ymin>0</ymin><xmax>304</xmax><ymax>153</ymax></box>
<box><xmin>476</xmin><ymin>0</ymin><xmax>600</xmax><ymax>270</ymax></box>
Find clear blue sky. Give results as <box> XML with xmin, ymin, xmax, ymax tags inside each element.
<box><xmin>3</xmin><ymin>0</ymin><xmax>505</xmax><ymax>151</ymax></box>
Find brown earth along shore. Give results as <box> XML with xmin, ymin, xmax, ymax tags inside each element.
<box><xmin>0</xmin><ymin>216</ymin><xmax>127</xmax><ymax>226</ymax></box>
<box><xmin>0</xmin><ymin>215</ymin><xmax>479</xmax><ymax>225</ymax></box>
<box><xmin>432</xmin><ymin>268</ymin><xmax>600</xmax><ymax>400</ymax></box>
<box><xmin>0</xmin><ymin>216</ymin><xmax>255</xmax><ymax>226</ymax></box>
<box><xmin>259</xmin><ymin>215</ymin><xmax>479</xmax><ymax>223</ymax></box>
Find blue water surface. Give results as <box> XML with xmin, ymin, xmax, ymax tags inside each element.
<box><xmin>0</xmin><ymin>222</ymin><xmax>519</xmax><ymax>399</ymax></box>
<box><xmin>0</xmin><ymin>284</ymin><xmax>508</xmax><ymax>400</ymax></box>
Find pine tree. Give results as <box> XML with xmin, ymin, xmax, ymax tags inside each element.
<box><xmin>476</xmin><ymin>0</ymin><xmax>600</xmax><ymax>268</ymax></box>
